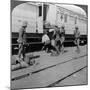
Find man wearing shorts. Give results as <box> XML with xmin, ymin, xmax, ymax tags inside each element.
<box><xmin>60</xmin><ymin>25</ymin><xmax>65</xmax><ymax>53</ymax></box>
<box><xmin>17</xmin><ymin>21</ymin><xmax>28</xmax><ymax>61</ymax></box>
<box><xmin>74</xmin><ymin>26</ymin><xmax>80</xmax><ymax>53</ymax></box>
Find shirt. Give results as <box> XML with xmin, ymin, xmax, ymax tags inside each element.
<box><xmin>42</xmin><ymin>34</ymin><xmax>50</xmax><ymax>43</ymax></box>
<box><xmin>53</xmin><ymin>29</ymin><xmax>61</xmax><ymax>41</ymax></box>
<box><xmin>74</xmin><ymin>30</ymin><xmax>80</xmax><ymax>38</ymax></box>
<box><xmin>17</xmin><ymin>27</ymin><xmax>26</xmax><ymax>43</ymax></box>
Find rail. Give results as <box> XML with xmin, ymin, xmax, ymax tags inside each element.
<box><xmin>11</xmin><ymin>54</ymin><xmax>87</xmax><ymax>81</ymax></box>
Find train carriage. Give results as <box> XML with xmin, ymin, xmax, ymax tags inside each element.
<box><xmin>12</xmin><ymin>2</ymin><xmax>87</xmax><ymax>55</ymax></box>
<box><xmin>45</xmin><ymin>3</ymin><xmax>87</xmax><ymax>35</ymax></box>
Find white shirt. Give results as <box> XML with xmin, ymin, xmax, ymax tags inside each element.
<box><xmin>49</xmin><ymin>29</ymin><xmax>54</xmax><ymax>32</ymax></box>
<box><xmin>42</xmin><ymin>34</ymin><xmax>50</xmax><ymax>43</ymax></box>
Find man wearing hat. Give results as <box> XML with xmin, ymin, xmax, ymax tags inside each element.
<box><xmin>17</xmin><ymin>21</ymin><xmax>28</xmax><ymax>61</ymax></box>
<box><xmin>60</xmin><ymin>25</ymin><xmax>65</xmax><ymax>53</ymax></box>
<box><xmin>74</xmin><ymin>26</ymin><xmax>80</xmax><ymax>53</ymax></box>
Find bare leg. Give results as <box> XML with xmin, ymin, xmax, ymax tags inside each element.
<box><xmin>60</xmin><ymin>37</ymin><xmax>65</xmax><ymax>53</ymax></box>
<box><xmin>77</xmin><ymin>39</ymin><xmax>80</xmax><ymax>53</ymax></box>
<box><xmin>55</xmin><ymin>41</ymin><xmax>60</xmax><ymax>55</ymax></box>
<box><xmin>51</xmin><ymin>41</ymin><xmax>59</xmax><ymax>56</ymax></box>
<box><xmin>61</xmin><ymin>44</ymin><xmax>64</xmax><ymax>53</ymax></box>
<box><xmin>18</xmin><ymin>43</ymin><xmax>23</xmax><ymax>62</ymax></box>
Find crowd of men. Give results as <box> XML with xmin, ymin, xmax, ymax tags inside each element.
<box><xmin>17</xmin><ymin>21</ymin><xmax>80</xmax><ymax>62</ymax></box>
<box><xmin>42</xmin><ymin>24</ymin><xmax>80</xmax><ymax>56</ymax></box>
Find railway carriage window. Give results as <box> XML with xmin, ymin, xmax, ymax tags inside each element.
<box><xmin>60</xmin><ymin>13</ymin><xmax>63</xmax><ymax>21</ymax></box>
<box><xmin>57</xmin><ymin>11</ymin><xmax>59</xmax><ymax>14</ymax></box>
<box><xmin>43</xmin><ymin>4</ymin><xmax>49</xmax><ymax>21</ymax></box>
<box><xmin>18</xmin><ymin>19</ymin><xmax>21</xmax><ymax>22</ymax></box>
<box><xmin>39</xmin><ymin>6</ymin><xmax>42</xmax><ymax>16</ymax></box>
<box><xmin>64</xmin><ymin>14</ymin><xmax>67</xmax><ymax>22</ymax></box>
<box><xmin>75</xmin><ymin>17</ymin><xmax>77</xmax><ymax>24</ymax></box>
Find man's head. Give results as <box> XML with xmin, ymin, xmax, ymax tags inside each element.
<box><xmin>44</xmin><ymin>29</ymin><xmax>48</xmax><ymax>34</ymax></box>
<box><xmin>75</xmin><ymin>26</ymin><xmax>79</xmax><ymax>31</ymax></box>
<box><xmin>61</xmin><ymin>25</ymin><xmax>65</xmax><ymax>29</ymax></box>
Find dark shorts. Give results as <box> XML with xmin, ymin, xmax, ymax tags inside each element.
<box><xmin>56</xmin><ymin>40</ymin><xmax>61</xmax><ymax>46</ymax></box>
<box><xmin>74</xmin><ymin>37</ymin><xmax>80</xmax><ymax>45</ymax></box>
<box><xmin>60</xmin><ymin>36</ymin><xmax>65</xmax><ymax>44</ymax></box>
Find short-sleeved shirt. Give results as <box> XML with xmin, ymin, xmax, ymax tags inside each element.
<box><xmin>17</xmin><ymin>27</ymin><xmax>26</xmax><ymax>43</ymax></box>
<box><xmin>42</xmin><ymin>34</ymin><xmax>50</xmax><ymax>43</ymax></box>
<box><xmin>53</xmin><ymin>29</ymin><xmax>61</xmax><ymax>41</ymax></box>
<box><xmin>60</xmin><ymin>29</ymin><xmax>65</xmax><ymax>37</ymax></box>
<box><xmin>74</xmin><ymin>30</ymin><xmax>80</xmax><ymax>39</ymax></box>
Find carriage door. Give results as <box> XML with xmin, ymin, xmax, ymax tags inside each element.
<box><xmin>37</xmin><ymin>5</ymin><xmax>43</xmax><ymax>33</ymax></box>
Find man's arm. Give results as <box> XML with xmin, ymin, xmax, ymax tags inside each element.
<box><xmin>79</xmin><ymin>31</ymin><xmax>80</xmax><ymax>37</ymax></box>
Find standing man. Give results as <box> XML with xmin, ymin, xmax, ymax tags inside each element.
<box><xmin>60</xmin><ymin>25</ymin><xmax>65</xmax><ymax>53</ymax></box>
<box><xmin>74</xmin><ymin>26</ymin><xmax>80</xmax><ymax>53</ymax></box>
<box><xmin>17</xmin><ymin>21</ymin><xmax>28</xmax><ymax>62</ymax></box>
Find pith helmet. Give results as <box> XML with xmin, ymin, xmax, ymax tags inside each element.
<box><xmin>61</xmin><ymin>24</ymin><xmax>65</xmax><ymax>28</ymax></box>
<box><xmin>75</xmin><ymin>25</ymin><xmax>78</xmax><ymax>29</ymax></box>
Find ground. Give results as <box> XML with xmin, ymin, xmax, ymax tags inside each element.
<box><xmin>11</xmin><ymin>45</ymin><xmax>88</xmax><ymax>89</ymax></box>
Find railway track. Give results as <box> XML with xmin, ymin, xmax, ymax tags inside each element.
<box><xmin>47</xmin><ymin>66</ymin><xmax>87</xmax><ymax>87</ymax></box>
<box><xmin>11</xmin><ymin>54</ymin><xmax>87</xmax><ymax>81</ymax></box>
